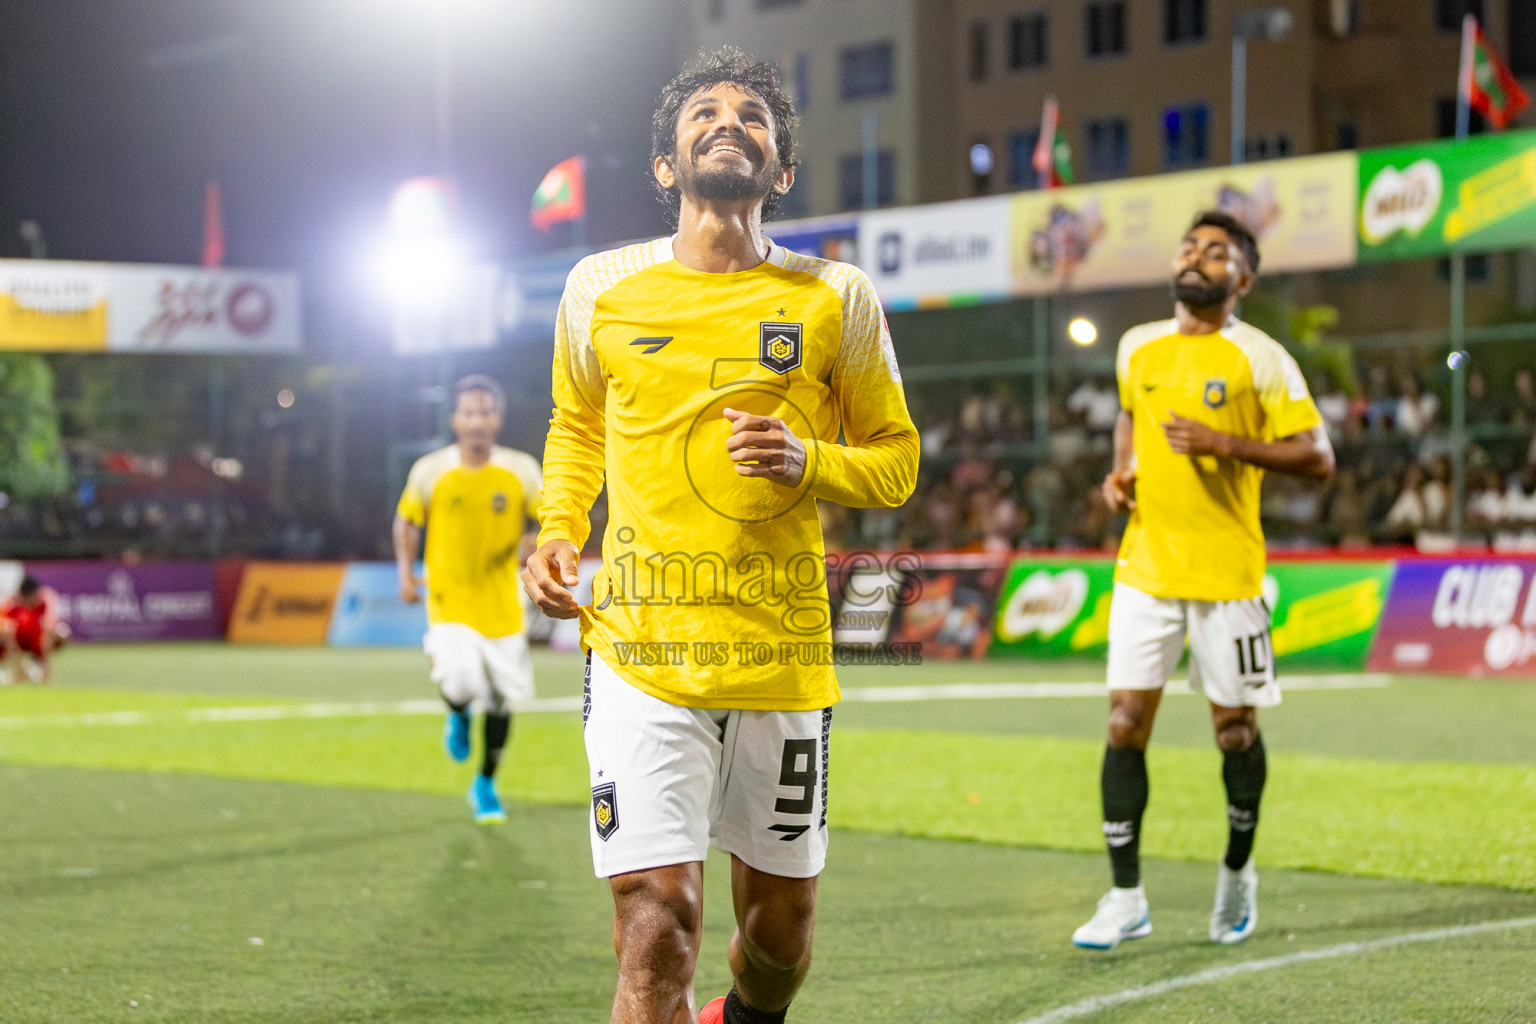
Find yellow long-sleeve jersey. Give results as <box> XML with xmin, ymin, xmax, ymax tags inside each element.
<box><xmin>538</xmin><ymin>237</ymin><xmax>919</xmax><ymax>711</ymax></box>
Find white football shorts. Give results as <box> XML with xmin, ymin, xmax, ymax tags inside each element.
<box><xmin>423</xmin><ymin>622</ymin><xmax>535</xmax><ymax>711</ymax></box>
<box><xmin>582</xmin><ymin>650</ymin><xmax>831</xmax><ymax>880</ymax></box>
<box><xmin>1105</xmin><ymin>582</ymin><xmax>1280</xmax><ymax>709</ymax></box>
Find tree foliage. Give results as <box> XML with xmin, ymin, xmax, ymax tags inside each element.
<box><xmin>0</xmin><ymin>353</ymin><xmax>69</xmax><ymax>499</ymax></box>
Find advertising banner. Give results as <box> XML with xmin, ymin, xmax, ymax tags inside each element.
<box><xmin>766</xmin><ymin>216</ymin><xmax>860</xmax><ymax>265</ymax></box>
<box><xmin>0</xmin><ymin>259</ymin><xmax>302</xmax><ymax>353</ymax></box>
<box><xmin>857</xmin><ymin>196</ymin><xmax>1014</xmax><ymax>309</ymax></box>
<box><xmin>1368</xmin><ymin>558</ymin><xmax>1536</xmax><ymax>676</ymax></box>
<box><xmin>227</xmin><ymin>562</ymin><xmax>346</xmax><ymax>644</ymax></box>
<box><xmin>1009</xmin><ymin>153</ymin><xmax>1358</xmax><ymax>296</ymax></box>
<box><xmin>326</xmin><ymin>563</ymin><xmax>428</xmax><ymax>647</ymax></box>
<box><xmin>988</xmin><ymin>557</ymin><xmax>1391</xmax><ymax>670</ymax></box>
<box><xmin>1358</xmin><ymin>129</ymin><xmax>1536</xmax><ymax>260</ymax></box>
<box><xmin>885</xmin><ymin>558</ymin><xmax>1008</xmax><ymax>659</ymax></box>
<box><xmin>22</xmin><ymin>561</ymin><xmax>220</xmax><ymax>642</ymax></box>
<box><xmin>988</xmin><ymin>559</ymin><xmax>1117</xmax><ymax>658</ymax></box>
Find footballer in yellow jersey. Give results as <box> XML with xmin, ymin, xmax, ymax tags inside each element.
<box><xmin>393</xmin><ymin>375</ymin><xmax>542</xmax><ymax>825</ymax></box>
<box><xmin>1073</xmin><ymin>212</ymin><xmax>1335</xmax><ymax>954</ymax></box>
<box><xmin>523</xmin><ymin>49</ymin><xmax>918</xmax><ymax>1024</ymax></box>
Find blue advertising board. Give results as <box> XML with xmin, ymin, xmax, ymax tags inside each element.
<box><xmin>326</xmin><ymin>562</ymin><xmax>428</xmax><ymax>647</ymax></box>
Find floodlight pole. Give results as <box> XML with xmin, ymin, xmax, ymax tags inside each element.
<box><xmin>1231</xmin><ymin>34</ymin><xmax>1247</xmax><ymax>165</ymax></box>
<box><xmin>433</xmin><ymin>6</ymin><xmax>456</xmax><ymax>443</ymax></box>
<box><xmin>1449</xmin><ymin>17</ymin><xmax>1473</xmax><ymax>543</ymax></box>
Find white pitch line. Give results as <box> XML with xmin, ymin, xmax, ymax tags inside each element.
<box><xmin>0</xmin><ymin>674</ymin><xmax>1390</xmax><ymax>731</ymax></box>
<box><xmin>1014</xmin><ymin>915</ymin><xmax>1536</xmax><ymax>1024</ymax></box>
<box><xmin>839</xmin><ymin>673</ymin><xmax>1391</xmax><ymax>704</ymax></box>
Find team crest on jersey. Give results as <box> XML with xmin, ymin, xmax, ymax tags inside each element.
<box><xmin>491</xmin><ymin>492</ymin><xmax>508</xmax><ymax>514</ymax></box>
<box><xmin>759</xmin><ymin>322</ymin><xmax>803</xmax><ymax>375</ymax></box>
<box><xmin>592</xmin><ymin>782</ymin><xmax>619</xmax><ymax>840</ymax></box>
<box><xmin>1203</xmin><ymin>379</ymin><xmax>1228</xmax><ymax>409</ymax></box>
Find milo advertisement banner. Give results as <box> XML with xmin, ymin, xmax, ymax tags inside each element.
<box><xmin>989</xmin><ymin>558</ymin><xmax>1393</xmax><ymax>670</ymax></box>
<box><xmin>1358</xmin><ymin>129</ymin><xmax>1536</xmax><ymax>260</ymax></box>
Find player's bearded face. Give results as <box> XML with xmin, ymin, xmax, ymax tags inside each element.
<box><xmin>1170</xmin><ymin>228</ymin><xmax>1245</xmax><ymax>308</ymax></box>
<box><xmin>671</xmin><ymin>84</ymin><xmax>781</xmax><ymax>206</ymax></box>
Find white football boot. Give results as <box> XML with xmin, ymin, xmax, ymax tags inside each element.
<box><xmin>1209</xmin><ymin>859</ymin><xmax>1258</xmax><ymax>944</ymax></box>
<box><xmin>1072</xmin><ymin>886</ymin><xmax>1152</xmax><ymax>950</ymax></box>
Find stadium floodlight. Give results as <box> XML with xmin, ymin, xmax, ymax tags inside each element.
<box><xmin>969</xmin><ymin>142</ymin><xmax>995</xmax><ymax>177</ymax></box>
<box><xmin>276</xmin><ymin>389</ymin><xmax>296</xmax><ymax>409</ymax></box>
<box><xmin>1231</xmin><ymin>6</ymin><xmax>1295</xmax><ymax>165</ymax></box>
<box><xmin>1068</xmin><ymin>317</ymin><xmax>1098</xmax><ymax>346</ymax></box>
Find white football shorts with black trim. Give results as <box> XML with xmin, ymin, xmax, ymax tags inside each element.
<box><xmin>582</xmin><ymin>650</ymin><xmax>831</xmax><ymax>880</ymax></box>
<box><xmin>1105</xmin><ymin>582</ymin><xmax>1280</xmax><ymax>709</ymax></box>
<box><xmin>423</xmin><ymin>622</ymin><xmax>535</xmax><ymax>711</ymax></box>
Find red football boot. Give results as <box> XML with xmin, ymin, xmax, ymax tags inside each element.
<box><xmin>698</xmin><ymin>996</ymin><xmax>727</xmax><ymax>1024</ymax></box>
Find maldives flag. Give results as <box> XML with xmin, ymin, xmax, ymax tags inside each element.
<box><xmin>1461</xmin><ymin>15</ymin><xmax>1529</xmax><ymax>130</ymax></box>
<box><xmin>530</xmin><ymin>156</ymin><xmax>586</xmax><ymax>231</ymax></box>
<box><xmin>1032</xmin><ymin>96</ymin><xmax>1074</xmax><ymax>189</ymax></box>
<box><xmin>201</xmin><ymin>179</ymin><xmax>224</xmax><ymax>268</ymax></box>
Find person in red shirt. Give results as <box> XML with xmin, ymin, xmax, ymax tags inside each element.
<box><xmin>1</xmin><ymin>575</ymin><xmax>68</xmax><ymax>682</ymax></box>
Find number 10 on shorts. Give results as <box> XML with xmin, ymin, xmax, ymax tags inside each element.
<box><xmin>1233</xmin><ymin>631</ymin><xmax>1271</xmax><ymax>680</ymax></box>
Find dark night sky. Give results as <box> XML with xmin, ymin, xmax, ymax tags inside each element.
<box><xmin>0</xmin><ymin>0</ymin><xmax>683</xmax><ymax>319</ymax></box>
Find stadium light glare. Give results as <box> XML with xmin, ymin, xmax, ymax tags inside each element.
<box><xmin>373</xmin><ymin>232</ymin><xmax>468</xmax><ymax>310</ymax></box>
<box><xmin>1068</xmin><ymin>318</ymin><xmax>1098</xmax><ymax>346</ymax></box>
<box><xmin>276</xmin><ymin>389</ymin><xmax>296</xmax><ymax>409</ymax></box>
<box><xmin>1448</xmin><ymin>350</ymin><xmax>1470</xmax><ymax>371</ymax></box>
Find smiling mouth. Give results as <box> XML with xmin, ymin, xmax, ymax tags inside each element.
<box><xmin>699</xmin><ymin>139</ymin><xmax>751</xmax><ymax>160</ymax></box>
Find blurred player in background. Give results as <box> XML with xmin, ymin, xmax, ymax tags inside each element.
<box><xmin>1074</xmin><ymin>211</ymin><xmax>1334</xmax><ymax>951</ymax></box>
<box><xmin>523</xmin><ymin>47</ymin><xmax>918</xmax><ymax>1024</ymax></box>
<box><xmin>0</xmin><ymin>575</ymin><xmax>68</xmax><ymax>683</ymax></box>
<box><xmin>394</xmin><ymin>374</ymin><xmax>543</xmax><ymax>825</ymax></box>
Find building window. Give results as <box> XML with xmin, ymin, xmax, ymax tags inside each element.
<box><xmin>1435</xmin><ymin>0</ymin><xmax>1484</xmax><ymax>32</ymax></box>
<box><xmin>1437</xmin><ymin>254</ymin><xmax>1492</xmax><ymax>282</ymax></box>
<box><xmin>1164</xmin><ymin>0</ymin><xmax>1206</xmax><ymax>44</ymax></box>
<box><xmin>794</xmin><ymin>53</ymin><xmax>810</xmax><ymax>112</ymax></box>
<box><xmin>1008</xmin><ymin>13</ymin><xmax>1049</xmax><ymax>70</ymax></box>
<box><xmin>838</xmin><ymin>151</ymin><xmax>896</xmax><ymax>209</ymax></box>
<box><xmin>1436</xmin><ymin>96</ymin><xmax>1488</xmax><ymax>137</ymax></box>
<box><xmin>1086</xmin><ymin>2</ymin><xmax>1127</xmax><ymax>56</ymax></box>
<box><xmin>839</xmin><ymin>42</ymin><xmax>894</xmax><ymax>100</ymax></box>
<box><xmin>1009</xmin><ymin>130</ymin><xmax>1041</xmax><ymax>187</ymax></box>
<box><xmin>1243</xmin><ymin>134</ymin><xmax>1292</xmax><ymax>161</ymax></box>
<box><xmin>1086</xmin><ymin>117</ymin><xmax>1130</xmax><ymax>178</ymax></box>
<box><xmin>1163</xmin><ymin>103</ymin><xmax>1208</xmax><ymax>166</ymax></box>
<box><xmin>969</xmin><ymin>21</ymin><xmax>990</xmax><ymax>81</ymax></box>
<box><xmin>1511</xmin><ymin>0</ymin><xmax>1536</xmax><ymax>75</ymax></box>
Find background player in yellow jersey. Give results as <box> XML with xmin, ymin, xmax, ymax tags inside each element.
<box><xmin>1072</xmin><ymin>212</ymin><xmax>1335</xmax><ymax>951</ymax></box>
<box><xmin>522</xmin><ymin>48</ymin><xmax>918</xmax><ymax>1024</ymax></box>
<box><xmin>394</xmin><ymin>375</ymin><xmax>542</xmax><ymax>825</ymax></box>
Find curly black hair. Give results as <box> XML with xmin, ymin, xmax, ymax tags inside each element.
<box><xmin>650</xmin><ymin>46</ymin><xmax>800</xmax><ymax>227</ymax></box>
<box><xmin>1189</xmin><ymin>210</ymin><xmax>1261</xmax><ymax>274</ymax></box>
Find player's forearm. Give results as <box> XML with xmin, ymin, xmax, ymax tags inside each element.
<box><xmin>1112</xmin><ymin>410</ymin><xmax>1134</xmax><ymax>474</ymax></box>
<box><xmin>391</xmin><ymin>517</ymin><xmax>420</xmax><ymax>580</ymax></box>
<box><xmin>1216</xmin><ymin>432</ymin><xmax>1335</xmax><ymax>480</ymax></box>
<box><xmin>536</xmin><ymin>420</ymin><xmax>607</xmax><ymax>550</ymax></box>
<box><xmin>804</xmin><ymin>429</ymin><xmax>919</xmax><ymax>509</ymax></box>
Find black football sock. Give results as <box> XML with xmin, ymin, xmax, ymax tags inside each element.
<box><xmin>1222</xmin><ymin>732</ymin><xmax>1267</xmax><ymax>870</ymax></box>
<box><xmin>723</xmin><ymin>987</ymin><xmax>787</xmax><ymax>1024</ymax></box>
<box><xmin>480</xmin><ymin>711</ymin><xmax>512</xmax><ymax>779</ymax></box>
<box><xmin>1101</xmin><ymin>746</ymin><xmax>1148</xmax><ymax>889</ymax></box>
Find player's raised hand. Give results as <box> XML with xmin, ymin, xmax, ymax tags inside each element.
<box><xmin>522</xmin><ymin>539</ymin><xmax>582</xmax><ymax>619</ymax></box>
<box><xmin>1101</xmin><ymin>468</ymin><xmax>1137</xmax><ymax>513</ymax></box>
<box><xmin>723</xmin><ymin>407</ymin><xmax>806</xmax><ymax>486</ymax></box>
<box><xmin>1161</xmin><ymin>412</ymin><xmax>1227</xmax><ymax>457</ymax></box>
